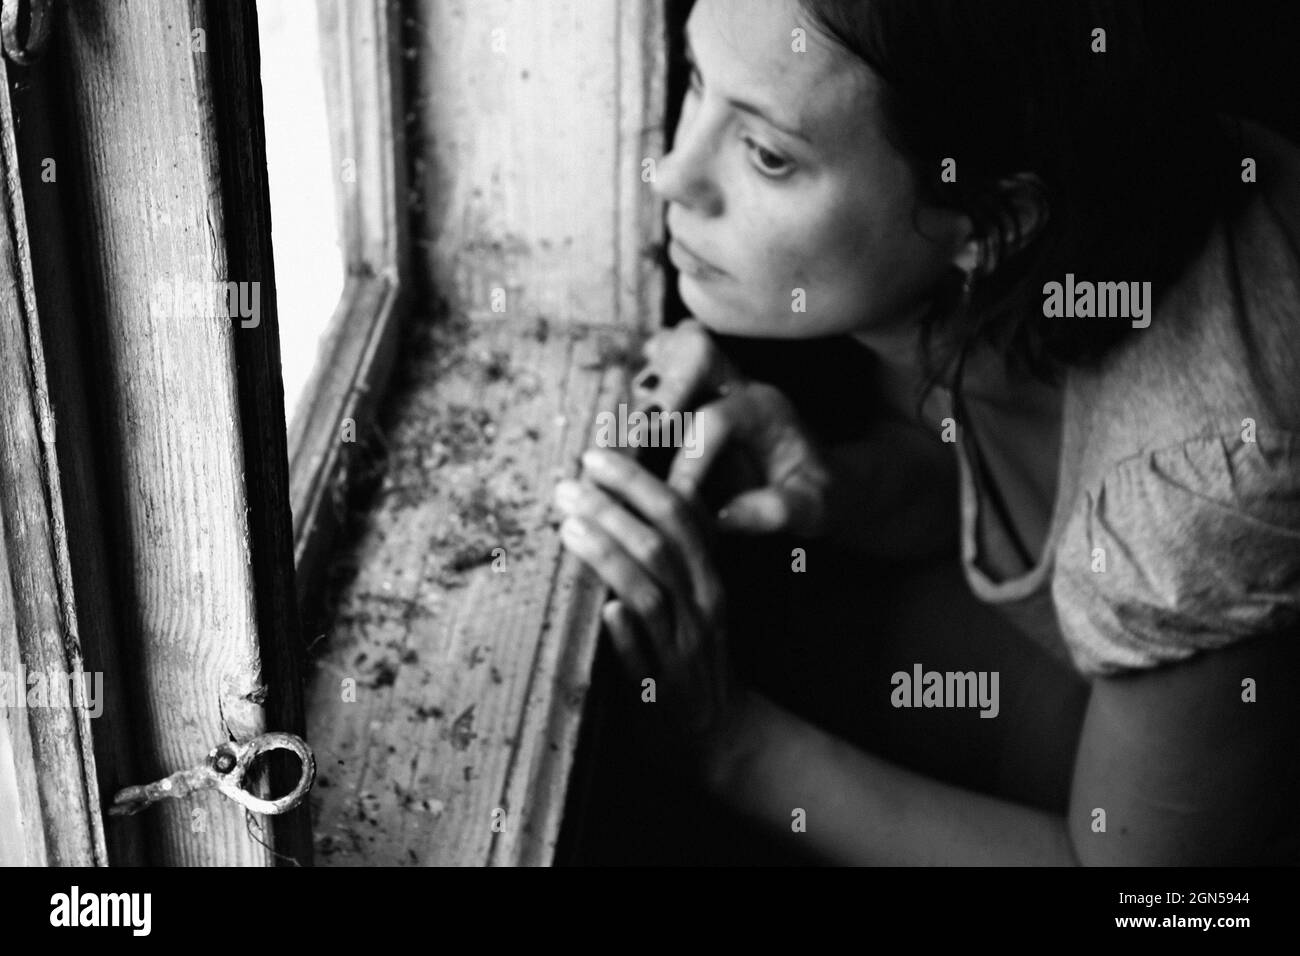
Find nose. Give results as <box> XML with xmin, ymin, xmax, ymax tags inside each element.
<box><xmin>652</xmin><ymin>119</ymin><xmax>723</xmax><ymax>217</ymax></box>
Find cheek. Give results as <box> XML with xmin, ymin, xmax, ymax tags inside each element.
<box><xmin>800</xmin><ymin>188</ymin><xmax>951</xmax><ymax>320</ymax></box>
<box><xmin>690</xmin><ymin>175</ymin><xmax>941</xmax><ymax>336</ymax></box>
<box><xmin>749</xmin><ymin>200</ymin><xmax>880</xmax><ymax>305</ymax></box>
<box><xmin>732</xmin><ymin>199</ymin><xmax>835</xmax><ymax>287</ymax></box>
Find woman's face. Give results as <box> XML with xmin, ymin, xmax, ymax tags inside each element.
<box><xmin>654</xmin><ymin>0</ymin><xmax>971</xmax><ymax>341</ymax></box>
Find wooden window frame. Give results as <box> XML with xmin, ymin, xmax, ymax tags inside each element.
<box><xmin>0</xmin><ymin>51</ymin><xmax>125</xmax><ymax>867</ymax></box>
<box><xmin>2</xmin><ymin>0</ymin><xmax>310</xmax><ymax>866</ymax></box>
<box><xmin>3</xmin><ymin>0</ymin><xmax>664</xmax><ymax>868</ymax></box>
<box><xmin>286</xmin><ymin>0</ymin><xmax>411</xmax><ymax>610</ymax></box>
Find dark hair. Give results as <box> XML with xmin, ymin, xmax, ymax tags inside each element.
<box><xmin>796</xmin><ymin>0</ymin><xmax>1249</xmax><ymax>388</ymax></box>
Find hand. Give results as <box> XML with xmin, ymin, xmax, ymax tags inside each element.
<box><xmin>634</xmin><ymin>319</ymin><xmax>833</xmax><ymax>539</ymax></box>
<box><xmin>554</xmin><ymin>448</ymin><xmax>749</xmax><ymax>765</ymax></box>
<box><xmin>669</xmin><ymin>381</ymin><xmax>833</xmax><ymax>539</ymax></box>
<box><xmin>633</xmin><ymin>317</ymin><xmax>745</xmax><ymax>413</ymax></box>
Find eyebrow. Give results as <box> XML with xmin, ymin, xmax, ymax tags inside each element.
<box><xmin>683</xmin><ymin>29</ymin><xmax>812</xmax><ymax>144</ymax></box>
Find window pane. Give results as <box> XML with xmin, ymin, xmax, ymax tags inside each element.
<box><xmin>258</xmin><ymin>0</ymin><xmax>345</xmax><ymax>428</ymax></box>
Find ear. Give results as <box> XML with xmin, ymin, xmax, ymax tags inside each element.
<box><xmin>949</xmin><ymin>172</ymin><xmax>1049</xmax><ymax>276</ymax></box>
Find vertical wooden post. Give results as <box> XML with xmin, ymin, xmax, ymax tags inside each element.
<box><xmin>45</xmin><ymin>0</ymin><xmax>308</xmax><ymax>864</ymax></box>
<box><xmin>0</xmin><ymin>56</ymin><xmax>107</xmax><ymax>864</ymax></box>
<box><xmin>0</xmin><ymin>25</ymin><xmax>145</xmax><ymax>865</ymax></box>
<box><xmin>205</xmin><ymin>0</ymin><xmax>313</xmax><ymax>866</ymax></box>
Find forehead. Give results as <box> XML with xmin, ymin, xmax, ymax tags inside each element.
<box><xmin>686</xmin><ymin>0</ymin><xmax>876</xmax><ymax>147</ymax></box>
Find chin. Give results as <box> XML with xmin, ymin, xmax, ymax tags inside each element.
<box><xmin>679</xmin><ymin>282</ymin><xmax>801</xmax><ymax>340</ymax></box>
<box><xmin>684</xmin><ymin>297</ymin><xmax>843</xmax><ymax>342</ymax></box>
<box><xmin>689</xmin><ymin>308</ymin><xmax>787</xmax><ymax>339</ymax></box>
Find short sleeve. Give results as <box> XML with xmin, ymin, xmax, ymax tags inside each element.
<box><xmin>1052</xmin><ymin>431</ymin><xmax>1300</xmax><ymax>676</ymax></box>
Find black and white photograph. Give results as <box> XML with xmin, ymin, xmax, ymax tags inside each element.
<box><xmin>0</xmin><ymin>0</ymin><xmax>1297</xmax><ymax>928</ymax></box>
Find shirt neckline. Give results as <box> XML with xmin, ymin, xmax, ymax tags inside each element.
<box><xmin>946</xmin><ymin>364</ymin><xmax>1078</xmax><ymax>603</ymax></box>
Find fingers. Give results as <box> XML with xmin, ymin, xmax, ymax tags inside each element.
<box><xmin>559</xmin><ymin>516</ymin><xmax>675</xmax><ymax>655</ymax></box>
<box><xmin>635</xmin><ymin>318</ymin><xmax>740</xmax><ymax>414</ymax></box>
<box><xmin>718</xmin><ymin>486</ymin><xmax>819</xmax><ymax>536</ymax></box>
<box><xmin>555</xmin><ymin>477</ymin><xmax>693</xmax><ymax>600</ymax></box>
<box><xmin>666</xmin><ymin>388</ymin><xmax>759</xmax><ymax>502</ymax></box>
<box><xmin>668</xmin><ymin>383</ymin><xmax>831</xmax><ymax>537</ymax></box>
<box><xmin>641</xmin><ymin>317</ymin><xmax>709</xmax><ymax>366</ymax></box>
<box><xmin>578</xmin><ymin>448</ymin><xmax>725</xmax><ymax>625</ymax></box>
<box><xmin>602</xmin><ymin>600</ymin><xmax>652</xmax><ymax>681</ymax></box>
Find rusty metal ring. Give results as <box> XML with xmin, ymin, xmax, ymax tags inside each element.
<box><xmin>2</xmin><ymin>0</ymin><xmax>51</xmax><ymax>66</ymax></box>
<box><xmin>212</xmin><ymin>732</ymin><xmax>316</xmax><ymax>816</ymax></box>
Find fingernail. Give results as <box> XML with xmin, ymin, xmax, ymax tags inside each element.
<box><xmin>581</xmin><ymin>448</ymin><xmax>608</xmax><ymax>470</ymax></box>
<box><xmin>636</xmin><ymin>372</ymin><xmax>660</xmax><ymax>390</ymax></box>
<box><xmin>554</xmin><ymin>480</ymin><xmax>580</xmax><ymax>509</ymax></box>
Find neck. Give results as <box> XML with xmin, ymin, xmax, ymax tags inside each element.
<box><xmin>848</xmin><ymin>305</ymin><xmax>936</xmax><ymax>420</ymax></box>
<box><xmin>851</xmin><ymin>326</ymin><xmax>918</xmax><ymax>370</ymax></box>
<box><xmin>849</xmin><ymin>295</ymin><xmax>941</xmax><ymax>376</ymax></box>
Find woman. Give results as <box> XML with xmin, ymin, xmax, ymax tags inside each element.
<box><xmin>554</xmin><ymin>0</ymin><xmax>1300</xmax><ymax>864</ymax></box>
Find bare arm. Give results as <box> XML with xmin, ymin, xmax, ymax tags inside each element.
<box><xmin>558</xmin><ymin>447</ymin><xmax>1300</xmax><ymax>866</ymax></box>
<box><xmin>706</xmin><ymin>688</ymin><xmax>1077</xmax><ymax>865</ymax></box>
<box><xmin>706</xmin><ymin>626</ymin><xmax>1300</xmax><ymax>866</ymax></box>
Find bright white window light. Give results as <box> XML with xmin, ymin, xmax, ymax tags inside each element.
<box><xmin>258</xmin><ymin>0</ymin><xmax>345</xmax><ymax>429</ymax></box>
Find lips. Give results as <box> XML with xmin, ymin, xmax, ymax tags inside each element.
<box><xmin>668</xmin><ymin>237</ymin><xmax>727</xmax><ymax>277</ymax></box>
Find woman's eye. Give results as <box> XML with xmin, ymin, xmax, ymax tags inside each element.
<box><xmin>680</xmin><ymin>63</ymin><xmax>794</xmax><ymax>179</ymax></box>
<box><xmin>744</xmin><ymin>137</ymin><xmax>793</xmax><ymax>178</ymax></box>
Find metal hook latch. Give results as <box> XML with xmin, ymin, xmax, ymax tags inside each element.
<box><xmin>2</xmin><ymin>0</ymin><xmax>52</xmax><ymax>66</ymax></box>
<box><xmin>108</xmin><ymin>732</ymin><xmax>316</xmax><ymax>817</ymax></box>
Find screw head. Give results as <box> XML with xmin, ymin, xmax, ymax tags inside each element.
<box><xmin>213</xmin><ymin>751</ymin><xmax>237</xmax><ymax>774</ymax></box>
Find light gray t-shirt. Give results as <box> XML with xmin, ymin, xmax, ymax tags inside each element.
<box><xmin>942</xmin><ymin>118</ymin><xmax>1300</xmax><ymax>677</ymax></box>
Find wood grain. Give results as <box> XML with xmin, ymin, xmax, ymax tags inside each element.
<box><xmin>0</xmin><ymin>33</ymin><xmax>148</xmax><ymax>866</ymax></box>
<box><xmin>308</xmin><ymin>316</ymin><xmax>638</xmax><ymax>865</ymax></box>
<box><xmin>47</xmin><ymin>0</ymin><xmax>304</xmax><ymax>865</ymax></box>
<box><xmin>0</xmin><ymin>54</ymin><xmax>105</xmax><ymax>866</ymax></box>
<box><xmin>207</xmin><ymin>0</ymin><xmax>313</xmax><ymax>864</ymax></box>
